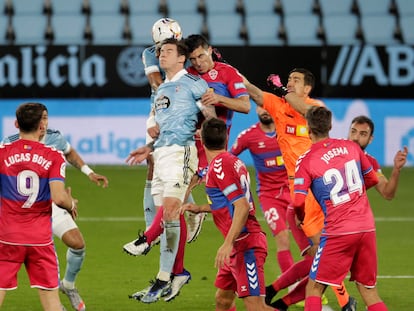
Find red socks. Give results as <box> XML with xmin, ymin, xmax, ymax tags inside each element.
<box><xmin>172</xmin><ymin>213</ymin><xmax>187</xmax><ymax>274</ymax></box>
<box><xmin>145</xmin><ymin>206</ymin><xmax>164</xmax><ymax>243</ymax></box>
<box><xmin>272</xmin><ymin>255</ymin><xmax>313</xmax><ymax>291</ymax></box>
<box><xmin>277</xmin><ymin>249</ymin><xmax>294</xmax><ymax>273</ymax></box>
<box><xmin>304</xmin><ymin>296</ymin><xmax>321</xmax><ymax>311</ymax></box>
<box><xmin>367</xmin><ymin>302</ymin><xmax>388</xmax><ymax>311</ymax></box>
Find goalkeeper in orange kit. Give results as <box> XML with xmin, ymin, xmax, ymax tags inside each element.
<box><xmin>243</xmin><ymin>68</ymin><xmax>356</xmax><ymax>311</ymax></box>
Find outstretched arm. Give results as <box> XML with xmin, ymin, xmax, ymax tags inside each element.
<box><xmin>65</xmin><ymin>148</ymin><xmax>109</xmax><ymax>188</ymax></box>
<box><xmin>202</xmin><ymin>92</ymin><xmax>250</xmax><ymax>114</ymax></box>
<box><xmin>126</xmin><ymin>143</ymin><xmax>154</xmax><ymax>166</ymax></box>
<box><xmin>375</xmin><ymin>146</ymin><xmax>408</xmax><ymax>200</ymax></box>
<box><xmin>242</xmin><ymin>75</ymin><xmax>264</xmax><ymax>107</ymax></box>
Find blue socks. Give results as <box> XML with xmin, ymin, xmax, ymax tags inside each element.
<box><xmin>159</xmin><ymin>220</ymin><xmax>180</xmax><ymax>281</ymax></box>
<box><xmin>63</xmin><ymin>247</ymin><xmax>85</xmax><ymax>288</ymax></box>
<box><xmin>143</xmin><ymin>180</ymin><xmax>156</xmax><ymax>229</ymax></box>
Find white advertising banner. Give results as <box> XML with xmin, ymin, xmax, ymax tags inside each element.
<box><xmin>2</xmin><ymin>116</ymin><xmax>147</xmax><ymax>164</ymax></box>
<box><xmin>1</xmin><ymin>98</ymin><xmax>414</xmax><ymax>166</ymax></box>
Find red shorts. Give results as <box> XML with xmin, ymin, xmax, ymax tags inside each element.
<box><xmin>258</xmin><ymin>185</ymin><xmax>291</xmax><ymax>236</ymax></box>
<box><xmin>309</xmin><ymin>232</ymin><xmax>378</xmax><ymax>287</ymax></box>
<box><xmin>215</xmin><ymin>232</ymin><xmax>268</xmax><ymax>298</ymax></box>
<box><xmin>0</xmin><ymin>242</ymin><xmax>60</xmax><ymax>290</ymax></box>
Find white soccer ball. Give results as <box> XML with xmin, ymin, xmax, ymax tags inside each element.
<box><xmin>151</xmin><ymin>18</ymin><xmax>182</xmax><ymax>44</ymax></box>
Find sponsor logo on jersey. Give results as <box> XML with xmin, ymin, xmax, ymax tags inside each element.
<box><xmin>154</xmin><ymin>95</ymin><xmax>170</xmax><ymax>111</ymax></box>
<box><xmin>285</xmin><ymin>124</ymin><xmax>308</xmax><ymax>137</ymax></box>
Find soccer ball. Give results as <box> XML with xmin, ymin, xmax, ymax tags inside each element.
<box><xmin>151</xmin><ymin>18</ymin><xmax>182</xmax><ymax>44</ymax></box>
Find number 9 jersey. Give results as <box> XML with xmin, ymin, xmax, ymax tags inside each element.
<box><xmin>0</xmin><ymin>139</ymin><xmax>66</xmax><ymax>245</ymax></box>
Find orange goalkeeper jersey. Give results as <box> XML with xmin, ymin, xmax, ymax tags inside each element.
<box><xmin>262</xmin><ymin>92</ymin><xmax>324</xmax><ymax>238</ymax></box>
<box><xmin>262</xmin><ymin>91</ymin><xmax>324</xmax><ymax>179</ymax></box>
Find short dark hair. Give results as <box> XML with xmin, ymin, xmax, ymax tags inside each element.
<box><xmin>351</xmin><ymin>115</ymin><xmax>375</xmax><ymax>136</ymax></box>
<box><xmin>305</xmin><ymin>106</ymin><xmax>332</xmax><ymax>137</ymax></box>
<box><xmin>201</xmin><ymin>118</ymin><xmax>227</xmax><ymax>150</ymax></box>
<box><xmin>184</xmin><ymin>34</ymin><xmax>209</xmax><ymax>53</ymax></box>
<box><xmin>289</xmin><ymin>68</ymin><xmax>315</xmax><ymax>89</ymax></box>
<box><xmin>16</xmin><ymin>102</ymin><xmax>47</xmax><ymax>133</ymax></box>
<box><xmin>157</xmin><ymin>38</ymin><xmax>189</xmax><ymax>59</ymax></box>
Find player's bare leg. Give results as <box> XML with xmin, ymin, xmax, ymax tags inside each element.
<box><xmin>215</xmin><ymin>289</ymin><xmax>237</xmax><ymax>311</ymax></box>
<box><xmin>38</xmin><ymin>288</ymin><xmax>62</xmax><ymax>311</ymax></box>
<box><xmin>0</xmin><ymin>290</ymin><xmax>6</xmax><ymax>307</ymax></box>
<box><xmin>357</xmin><ymin>284</ymin><xmax>387</xmax><ymax>310</ymax></box>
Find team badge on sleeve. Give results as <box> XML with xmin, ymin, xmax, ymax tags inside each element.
<box><xmin>60</xmin><ymin>162</ymin><xmax>66</xmax><ymax>177</ymax></box>
<box><xmin>294</xmin><ymin>177</ymin><xmax>304</xmax><ymax>185</ymax></box>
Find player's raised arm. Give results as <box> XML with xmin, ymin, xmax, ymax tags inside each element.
<box><xmin>65</xmin><ymin>148</ymin><xmax>108</xmax><ymax>188</ymax></box>
<box><xmin>242</xmin><ymin>75</ymin><xmax>264</xmax><ymax>107</ymax></box>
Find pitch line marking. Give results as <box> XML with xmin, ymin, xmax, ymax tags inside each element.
<box><xmin>77</xmin><ymin>217</ymin><xmax>414</xmax><ymax>222</ymax></box>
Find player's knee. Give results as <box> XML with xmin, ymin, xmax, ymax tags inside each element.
<box><xmin>215</xmin><ymin>289</ymin><xmax>235</xmax><ymax>310</ymax></box>
<box><xmin>61</xmin><ymin>229</ymin><xmax>85</xmax><ymax>249</ymax></box>
<box><xmin>275</xmin><ymin>229</ymin><xmax>290</xmax><ymax>250</ymax></box>
<box><xmin>70</xmin><ymin>240</ymin><xmax>86</xmax><ymax>250</ymax></box>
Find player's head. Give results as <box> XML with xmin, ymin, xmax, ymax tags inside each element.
<box><xmin>185</xmin><ymin>34</ymin><xmax>214</xmax><ymax>74</ymax></box>
<box><xmin>201</xmin><ymin>118</ymin><xmax>227</xmax><ymax>150</ymax></box>
<box><xmin>15</xmin><ymin>102</ymin><xmax>48</xmax><ymax>134</ymax></box>
<box><xmin>305</xmin><ymin>106</ymin><xmax>332</xmax><ymax>139</ymax></box>
<box><xmin>348</xmin><ymin>115</ymin><xmax>374</xmax><ymax>150</ymax></box>
<box><xmin>151</xmin><ymin>18</ymin><xmax>182</xmax><ymax>45</ymax></box>
<box><xmin>287</xmin><ymin>68</ymin><xmax>315</xmax><ymax>97</ymax></box>
<box><xmin>156</xmin><ymin>38</ymin><xmax>188</xmax><ymax>68</ymax></box>
<box><xmin>256</xmin><ymin>106</ymin><xmax>273</xmax><ymax>125</ymax></box>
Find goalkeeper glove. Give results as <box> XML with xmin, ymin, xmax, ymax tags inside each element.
<box><xmin>267</xmin><ymin>74</ymin><xmax>289</xmax><ymax>97</ymax></box>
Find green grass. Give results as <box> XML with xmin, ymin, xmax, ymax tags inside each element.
<box><xmin>4</xmin><ymin>166</ymin><xmax>414</xmax><ymax>310</ymax></box>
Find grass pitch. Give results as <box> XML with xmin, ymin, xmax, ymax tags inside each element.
<box><xmin>4</xmin><ymin>166</ymin><xmax>414</xmax><ymax>310</ymax></box>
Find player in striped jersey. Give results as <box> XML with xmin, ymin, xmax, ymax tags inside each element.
<box><xmin>2</xmin><ymin>106</ymin><xmax>108</xmax><ymax>311</ymax></box>
<box><xmin>0</xmin><ymin>102</ymin><xmax>77</xmax><ymax>311</ymax></box>
<box><xmin>230</xmin><ymin>106</ymin><xmax>294</xmax><ymax>274</ymax></box>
